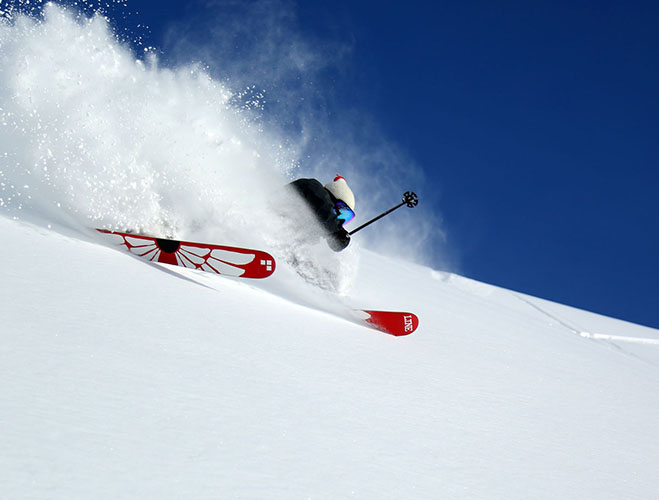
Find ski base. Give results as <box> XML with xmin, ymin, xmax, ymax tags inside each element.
<box><xmin>97</xmin><ymin>229</ymin><xmax>275</xmax><ymax>279</ymax></box>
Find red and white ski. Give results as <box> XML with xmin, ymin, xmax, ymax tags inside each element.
<box><xmin>97</xmin><ymin>229</ymin><xmax>275</xmax><ymax>279</ymax></box>
<box><xmin>357</xmin><ymin>310</ymin><xmax>419</xmax><ymax>336</ymax></box>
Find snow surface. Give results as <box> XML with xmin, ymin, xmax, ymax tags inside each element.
<box><xmin>2</xmin><ymin>4</ymin><xmax>659</xmax><ymax>499</ymax></box>
<box><xmin>2</xmin><ymin>216</ymin><xmax>659</xmax><ymax>499</ymax></box>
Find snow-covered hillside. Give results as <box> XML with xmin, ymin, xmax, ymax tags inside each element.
<box><xmin>2</xmin><ymin>4</ymin><xmax>659</xmax><ymax>499</ymax></box>
<box><xmin>2</xmin><ymin>216</ymin><xmax>659</xmax><ymax>499</ymax></box>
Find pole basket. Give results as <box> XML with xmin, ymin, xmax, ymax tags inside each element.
<box><xmin>403</xmin><ymin>191</ymin><xmax>419</xmax><ymax>208</ymax></box>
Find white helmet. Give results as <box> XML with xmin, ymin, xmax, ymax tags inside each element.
<box><xmin>324</xmin><ymin>175</ymin><xmax>355</xmax><ymax>211</ymax></box>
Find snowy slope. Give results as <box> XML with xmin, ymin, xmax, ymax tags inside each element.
<box><xmin>2</xmin><ymin>4</ymin><xmax>659</xmax><ymax>498</ymax></box>
<box><xmin>2</xmin><ymin>215</ymin><xmax>659</xmax><ymax>500</ymax></box>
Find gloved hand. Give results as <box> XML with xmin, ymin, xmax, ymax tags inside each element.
<box><xmin>327</xmin><ymin>227</ymin><xmax>350</xmax><ymax>252</ymax></box>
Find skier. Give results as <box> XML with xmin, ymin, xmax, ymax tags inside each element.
<box><xmin>288</xmin><ymin>175</ymin><xmax>356</xmax><ymax>252</ymax></box>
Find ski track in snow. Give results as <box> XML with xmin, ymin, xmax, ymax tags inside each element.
<box><xmin>511</xmin><ymin>290</ymin><xmax>659</xmax><ymax>366</ymax></box>
<box><xmin>578</xmin><ymin>332</ymin><xmax>659</xmax><ymax>345</ymax></box>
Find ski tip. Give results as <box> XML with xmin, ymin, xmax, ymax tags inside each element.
<box><xmin>360</xmin><ymin>310</ymin><xmax>419</xmax><ymax>336</ymax></box>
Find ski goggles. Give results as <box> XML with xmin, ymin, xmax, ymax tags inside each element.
<box><xmin>334</xmin><ymin>200</ymin><xmax>355</xmax><ymax>225</ymax></box>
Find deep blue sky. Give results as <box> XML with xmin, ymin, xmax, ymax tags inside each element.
<box><xmin>64</xmin><ymin>0</ymin><xmax>659</xmax><ymax>327</ymax></box>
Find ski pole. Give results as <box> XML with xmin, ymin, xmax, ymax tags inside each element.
<box><xmin>348</xmin><ymin>191</ymin><xmax>418</xmax><ymax>236</ymax></box>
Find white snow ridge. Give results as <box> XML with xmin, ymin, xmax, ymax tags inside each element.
<box><xmin>2</xmin><ymin>4</ymin><xmax>659</xmax><ymax>500</ymax></box>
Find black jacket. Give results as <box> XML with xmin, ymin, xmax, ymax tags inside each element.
<box><xmin>288</xmin><ymin>178</ymin><xmax>350</xmax><ymax>251</ymax></box>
